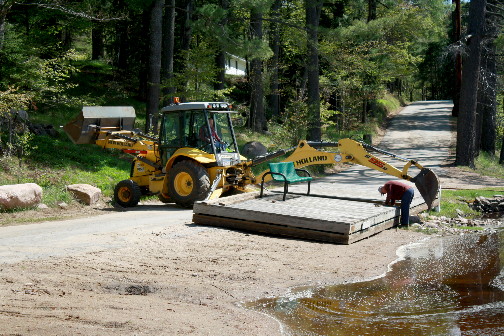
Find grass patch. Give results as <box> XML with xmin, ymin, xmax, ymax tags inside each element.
<box><xmin>428</xmin><ymin>189</ymin><xmax>504</xmax><ymax>219</ymax></box>
<box><xmin>324</xmin><ymin>128</ymin><xmax>370</xmax><ymax>143</ymax></box>
<box><xmin>374</xmin><ymin>93</ymin><xmax>402</xmax><ymax>118</ymax></box>
<box><xmin>0</xmin><ymin>130</ymin><xmax>132</xmax><ymax>207</ymax></box>
<box><xmin>471</xmin><ymin>151</ymin><xmax>504</xmax><ymax>179</ymax></box>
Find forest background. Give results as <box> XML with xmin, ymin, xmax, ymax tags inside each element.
<box><xmin>0</xmin><ymin>0</ymin><xmax>503</xmax><ymax>208</ymax></box>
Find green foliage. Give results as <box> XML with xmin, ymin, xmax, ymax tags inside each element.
<box><xmin>0</xmin><ymin>87</ymin><xmax>31</xmax><ymax>112</ymax></box>
<box><xmin>26</xmin><ymin>50</ymin><xmax>80</xmax><ymax>108</ymax></box>
<box><xmin>0</xmin><ymin>89</ymin><xmax>33</xmax><ymax>158</ymax></box>
<box><xmin>125</xmin><ymin>0</ymin><xmax>156</xmax><ymax>11</ymax></box>
<box><xmin>195</xmin><ymin>2</ymin><xmax>273</xmax><ymax>61</ymax></box>
<box><xmin>460</xmin><ymin>152</ymin><xmax>504</xmax><ymax>179</ymax></box>
<box><xmin>169</xmin><ymin>43</ymin><xmax>220</xmax><ymax>101</ymax></box>
<box><xmin>270</xmin><ymin>98</ymin><xmax>311</xmax><ymax>147</ymax></box>
<box><xmin>0</xmin><ymin>22</ymin><xmax>82</xmax><ymax>108</ymax></box>
<box><xmin>319</xmin><ymin>1</ymin><xmax>450</xmax><ymax>126</ymax></box>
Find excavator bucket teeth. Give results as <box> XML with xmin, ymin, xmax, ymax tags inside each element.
<box><xmin>64</xmin><ymin>106</ymin><xmax>135</xmax><ymax>144</ymax></box>
<box><xmin>414</xmin><ymin>168</ymin><xmax>440</xmax><ymax>210</ymax></box>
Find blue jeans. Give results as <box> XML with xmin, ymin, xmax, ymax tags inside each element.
<box><xmin>400</xmin><ymin>188</ymin><xmax>414</xmax><ymax>225</ymax></box>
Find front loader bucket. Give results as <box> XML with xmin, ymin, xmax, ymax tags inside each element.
<box><xmin>64</xmin><ymin>106</ymin><xmax>135</xmax><ymax>144</ymax></box>
<box><xmin>414</xmin><ymin>168</ymin><xmax>440</xmax><ymax>210</ymax></box>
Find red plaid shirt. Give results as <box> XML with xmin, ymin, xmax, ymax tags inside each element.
<box><xmin>382</xmin><ymin>181</ymin><xmax>412</xmax><ymax>205</ymax></box>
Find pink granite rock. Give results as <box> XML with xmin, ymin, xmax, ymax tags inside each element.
<box><xmin>0</xmin><ymin>183</ymin><xmax>43</xmax><ymax>210</ymax></box>
<box><xmin>67</xmin><ymin>184</ymin><xmax>102</xmax><ymax>205</ymax></box>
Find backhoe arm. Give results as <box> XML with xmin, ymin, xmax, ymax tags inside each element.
<box><xmin>336</xmin><ymin>138</ymin><xmax>423</xmax><ymax>180</ymax></box>
<box><xmin>255</xmin><ymin>139</ymin><xmax>422</xmax><ymax>181</ymax></box>
<box><xmin>253</xmin><ymin>138</ymin><xmax>439</xmax><ymax>210</ymax></box>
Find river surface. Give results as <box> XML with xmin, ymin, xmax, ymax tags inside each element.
<box><xmin>247</xmin><ymin>230</ymin><xmax>504</xmax><ymax>336</ymax></box>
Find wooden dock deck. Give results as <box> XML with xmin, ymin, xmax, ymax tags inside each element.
<box><xmin>193</xmin><ymin>186</ymin><xmax>431</xmax><ymax>244</ymax></box>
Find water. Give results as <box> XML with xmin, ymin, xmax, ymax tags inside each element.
<box><xmin>247</xmin><ymin>231</ymin><xmax>504</xmax><ymax>336</ymax></box>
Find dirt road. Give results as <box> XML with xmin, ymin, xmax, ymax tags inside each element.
<box><xmin>0</xmin><ymin>101</ymin><xmax>501</xmax><ymax>335</ymax></box>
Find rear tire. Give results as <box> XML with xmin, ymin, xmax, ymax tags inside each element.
<box><xmin>114</xmin><ymin>180</ymin><xmax>141</xmax><ymax>207</ymax></box>
<box><xmin>167</xmin><ymin>160</ymin><xmax>210</xmax><ymax>208</ymax></box>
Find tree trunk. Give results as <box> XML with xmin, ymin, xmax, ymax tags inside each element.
<box><xmin>182</xmin><ymin>0</ymin><xmax>193</xmax><ymax>53</ymax></box>
<box><xmin>500</xmin><ymin>102</ymin><xmax>504</xmax><ymax>163</ymax></box>
<box><xmin>268</xmin><ymin>0</ymin><xmax>282</xmax><ymax>119</ymax></box>
<box><xmin>179</xmin><ymin>0</ymin><xmax>194</xmax><ymax>96</ymax></box>
<box><xmin>215</xmin><ymin>51</ymin><xmax>226</xmax><ymax>91</ymax></box>
<box><xmin>361</xmin><ymin>100</ymin><xmax>368</xmax><ymax>124</ymax></box>
<box><xmin>115</xmin><ymin>23</ymin><xmax>129</xmax><ymax>71</ymax></box>
<box><xmin>111</xmin><ymin>0</ymin><xmax>132</xmax><ymax>75</ymax></box>
<box><xmin>0</xmin><ymin>20</ymin><xmax>5</xmax><ymax>52</ymax></box>
<box><xmin>162</xmin><ymin>0</ymin><xmax>176</xmax><ymax>105</ymax></box>
<box><xmin>138</xmin><ymin>10</ymin><xmax>151</xmax><ymax>100</ymax></box>
<box><xmin>305</xmin><ymin>0</ymin><xmax>322</xmax><ymax>141</ymax></box>
<box><xmin>480</xmin><ymin>0</ymin><xmax>500</xmax><ymax>154</ymax></box>
<box><xmin>248</xmin><ymin>7</ymin><xmax>266</xmax><ymax>132</ymax></box>
<box><xmin>500</xmin><ymin>136</ymin><xmax>504</xmax><ymax>165</ymax></box>
<box><xmin>0</xmin><ymin>1</ymin><xmax>15</xmax><ymax>51</ymax></box>
<box><xmin>145</xmin><ymin>0</ymin><xmax>164</xmax><ymax>134</ymax></box>
<box><xmin>367</xmin><ymin>0</ymin><xmax>377</xmax><ymax>22</ymax></box>
<box><xmin>455</xmin><ymin>0</ymin><xmax>486</xmax><ymax>168</ymax></box>
<box><xmin>214</xmin><ymin>0</ymin><xmax>229</xmax><ymax>91</ymax></box>
<box><xmin>452</xmin><ymin>0</ymin><xmax>462</xmax><ymax>117</ymax></box>
<box><xmin>60</xmin><ymin>27</ymin><xmax>73</xmax><ymax>52</ymax></box>
<box><xmin>0</xmin><ymin>10</ymin><xmax>6</xmax><ymax>51</ymax></box>
<box><xmin>501</xmin><ymin>95</ymin><xmax>504</xmax><ymax>164</ymax></box>
<box><xmin>479</xmin><ymin>40</ymin><xmax>497</xmax><ymax>154</ymax></box>
<box><xmin>91</xmin><ymin>24</ymin><xmax>104</xmax><ymax>60</ymax></box>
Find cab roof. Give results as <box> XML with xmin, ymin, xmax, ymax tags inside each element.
<box><xmin>160</xmin><ymin>102</ymin><xmax>231</xmax><ymax>113</ymax></box>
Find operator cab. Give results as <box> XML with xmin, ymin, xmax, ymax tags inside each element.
<box><xmin>158</xmin><ymin>102</ymin><xmax>241</xmax><ymax>167</ymax></box>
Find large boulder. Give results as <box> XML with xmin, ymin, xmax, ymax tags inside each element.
<box><xmin>241</xmin><ymin>141</ymin><xmax>267</xmax><ymax>159</ymax></box>
<box><xmin>67</xmin><ymin>184</ymin><xmax>102</xmax><ymax>205</ymax></box>
<box><xmin>0</xmin><ymin>183</ymin><xmax>43</xmax><ymax>210</ymax></box>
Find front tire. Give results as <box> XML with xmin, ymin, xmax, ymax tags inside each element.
<box><xmin>167</xmin><ymin>160</ymin><xmax>210</xmax><ymax>208</ymax></box>
<box><xmin>114</xmin><ymin>180</ymin><xmax>141</xmax><ymax>207</ymax></box>
<box><xmin>157</xmin><ymin>192</ymin><xmax>171</xmax><ymax>203</ymax></box>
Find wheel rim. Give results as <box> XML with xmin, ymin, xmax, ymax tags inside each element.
<box><xmin>117</xmin><ymin>186</ymin><xmax>132</xmax><ymax>202</ymax></box>
<box><xmin>174</xmin><ymin>171</ymin><xmax>193</xmax><ymax>197</ymax></box>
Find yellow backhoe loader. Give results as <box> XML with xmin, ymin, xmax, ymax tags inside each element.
<box><xmin>64</xmin><ymin>101</ymin><xmax>440</xmax><ymax>209</ymax></box>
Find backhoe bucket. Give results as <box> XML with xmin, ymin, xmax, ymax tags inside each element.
<box><xmin>64</xmin><ymin>106</ymin><xmax>135</xmax><ymax>144</ymax></box>
<box><xmin>414</xmin><ymin>168</ymin><xmax>440</xmax><ymax>210</ymax></box>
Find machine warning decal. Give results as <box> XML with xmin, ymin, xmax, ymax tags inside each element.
<box><xmin>295</xmin><ymin>155</ymin><xmax>328</xmax><ymax>166</ymax></box>
<box><xmin>136</xmin><ymin>163</ymin><xmax>145</xmax><ymax>172</ymax></box>
<box><xmin>108</xmin><ymin>140</ymin><xmax>133</xmax><ymax>147</ymax></box>
<box><xmin>368</xmin><ymin>157</ymin><xmax>388</xmax><ymax>170</ymax></box>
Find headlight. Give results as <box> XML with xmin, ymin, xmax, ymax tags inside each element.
<box><xmin>217</xmin><ymin>153</ymin><xmax>240</xmax><ymax>167</ymax></box>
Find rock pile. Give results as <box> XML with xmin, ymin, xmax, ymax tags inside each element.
<box><xmin>412</xmin><ymin>211</ymin><xmax>503</xmax><ymax>236</ymax></box>
<box><xmin>470</xmin><ymin>195</ymin><xmax>504</xmax><ymax>213</ymax></box>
